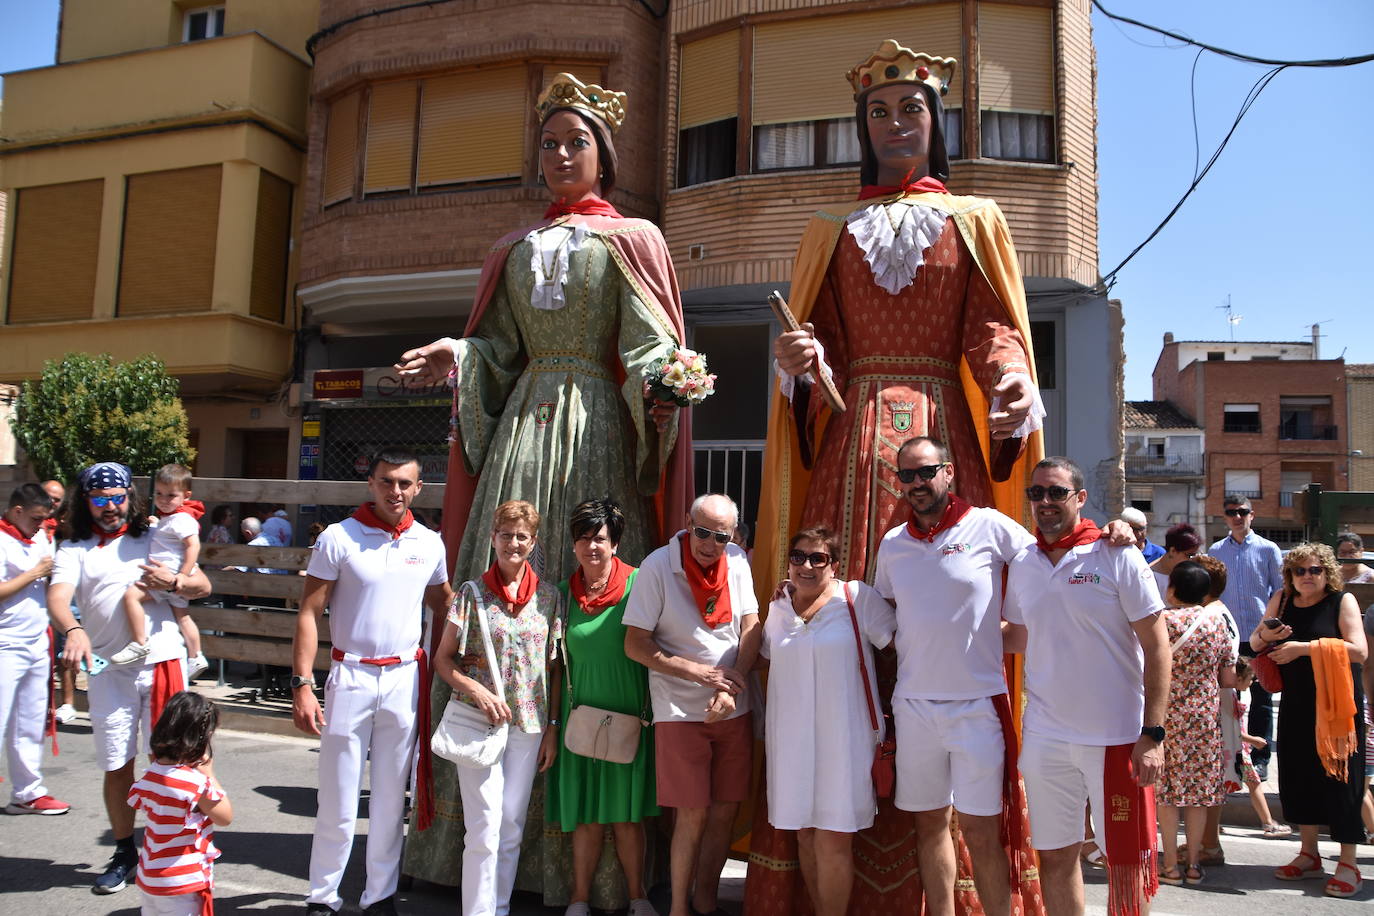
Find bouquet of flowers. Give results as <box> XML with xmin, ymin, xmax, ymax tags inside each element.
<box><xmin>643</xmin><ymin>347</ymin><xmax>718</xmax><ymax>407</ymax></box>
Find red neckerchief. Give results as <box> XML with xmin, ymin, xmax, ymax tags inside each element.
<box><xmin>543</xmin><ymin>194</ymin><xmax>622</xmax><ymax>219</ymax></box>
<box><xmin>351</xmin><ymin>502</ymin><xmax>414</xmax><ymax>540</ymax></box>
<box><xmin>482</xmin><ymin>560</ymin><xmax>538</xmax><ymax>613</ymax></box>
<box><xmin>157</xmin><ymin>499</ymin><xmax>205</xmax><ymax>521</ymax></box>
<box><xmin>41</xmin><ymin>518</ymin><xmax>58</xmax><ymax>538</ymax></box>
<box><xmin>1103</xmin><ymin>743</ymin><xmax>1159</xmax><ymax>914</ymax></box>
<box><xmin>1035</xmin><ymin>517</ymin><xmax>1101</xmax><ymax>554</ymax></box>
<box><xmin>96</xmin><ymin>523</ymin><xmax>129</xmax><ymax>548</ymax></box>
<box><xmin>679</xmin><ymin>533</ymin><xmax>732</xmax><ymax>627</ymax></box>
<box><xmin>906</xmin><ymin>492</ymin><xmax>973</xmax><ymax>543</ymax></box>
<box><xmin>857</xmin><ymin>175</ymin><xmax>948</xmax><ymax>200</ymax></box>
<box><xmin>0</xmin><ymin>517</ymin><xmax>34</xmax><ymax>545</ymax></box>
<box><xmin>569</xmin><ymin>556</ymin><xmax>633</xmax><ymax>614</ymax></box>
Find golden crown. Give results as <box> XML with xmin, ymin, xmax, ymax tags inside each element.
<box><xmin>847</xmin><ymin>39</ymin><xmax>957</xmax><ymax>100</ymax></box>
<box><xmin>535</xmin><ymin>73</ymin><xmax>627</xmax><ymax>133</ymax></box>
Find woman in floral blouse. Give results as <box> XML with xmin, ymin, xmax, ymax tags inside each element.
<box><xmin>433</xmin><ymin>500</ymin><xmax>561</xmax><ymax>916</ymax></box>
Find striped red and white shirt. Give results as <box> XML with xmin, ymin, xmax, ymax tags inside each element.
<box><xmin>128</xmin><ymin>762</ymin><xmax>223</xmax><ymax>896</ymax></box>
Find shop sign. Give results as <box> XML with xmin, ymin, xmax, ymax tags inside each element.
<box><xmin>312</xmin><ymin>369</ymin><xmax>364</xmax><ymax>400</ymax></box>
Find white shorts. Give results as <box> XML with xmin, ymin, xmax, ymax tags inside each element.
<box><xmin>89</xmin><ymin>660</ymin><xmax>196</xmax><ymax>772</ymax></box>
<box><xmin>894</xmin><ymin>696</ymin><xmax>1004</xmax><ymax>816</ymax></box>
<box><xmin>141</xmin><ymin>888</ymin><xmax>208</xmax><ymax>915</ymax></box>
<box><xmin>1019</xmin><ymin>734</ymin><xmax>1107</xmax><ymax>851</ymax></box>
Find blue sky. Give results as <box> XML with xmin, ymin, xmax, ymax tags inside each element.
<box><xmin>3</xmin><ymin>1</ymin><xmax>1372</xmax><ymax>400</ymax></box>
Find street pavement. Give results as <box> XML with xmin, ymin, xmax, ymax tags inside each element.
<box><xmin>1</xmin><ymin>712</ymin><xmax>1370</xmax><ymax>914</ymax></box>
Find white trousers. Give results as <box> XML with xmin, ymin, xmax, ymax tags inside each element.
<box><xmin>0</xmin><ymin>638</ymin><xmax>50</xmax><ymax>803</ymax></box>
<box><xmin>307</xmin><ymin>658</ymin><xmax>419</xmax><ymax>911</ymax></box>
<box><xmin>457</xmin><ymin>728</ymin><xmax>542</xmax><ymax>916</ymax></box>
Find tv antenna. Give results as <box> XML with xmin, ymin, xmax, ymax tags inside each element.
<box><xmin>1216</xmin><ymin>295</ymin><xmax>1242</xmax><ymax>339</ymax></box>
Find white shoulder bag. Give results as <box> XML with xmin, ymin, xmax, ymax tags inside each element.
<box><xmin>431</xmin><ymin>581</ymin><xmax>510</xmax><ymax>769</ymax></box>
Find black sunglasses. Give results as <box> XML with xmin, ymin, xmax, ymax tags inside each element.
<box><xmin>788</xmin><ymin>550</ymin><xmax>833</xmax><ymax>568</ymax></box>
<box><xmin>1223</xmin><ymin>507</ymin><xmax>1252</xmax><ymax>518</ymax></box>
<box><xmin>1292</xmin><ymin>565</ymin><xmax>1325</xmax><ymax>577</ymax></box>
<box><xmin>1025</xmin><ymin>485</ymin><xmax>1074</xmax><ymax>503</ymax></box>
<box><xmin>896</xmin><ymin>463</ymin><xmax>948</xmax><ymax>484</ymax></box>
<box><xmin>691</xmin><ymin>525</ymin><xmax>731</xmax><ymax>545</ymax></box>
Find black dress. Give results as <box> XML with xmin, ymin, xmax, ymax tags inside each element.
<box><xmin>1275</xmin><ymin>590</ymin><xmax>1367</xmax><ymax>843</ymax></box>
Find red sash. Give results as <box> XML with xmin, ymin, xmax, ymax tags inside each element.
<box><xmin>149</xmin><ymin>658</ymin><xmax>186</xmax><ymax>729</ymax></box>
<box><xmin>1102</xmin><ymin>743</ymin><xmax>1158</xmax><ymax>916</ymax></box>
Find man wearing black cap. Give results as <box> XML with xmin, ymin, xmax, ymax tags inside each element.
<box><xmin>47</xmin><ymin>462</ymin><xmax>212</xmax><ymax>894</ymax></box>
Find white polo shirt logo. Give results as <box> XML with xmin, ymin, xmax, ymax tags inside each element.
<box><xmin>940</xmin><ymin>542</ymin><xmax>970</xmax><ymax>556</ymax></box>
<box><xmin>1067</xmin><ymin>572</ymin><xmax>1101</xmax><ymax>585</ymax></box>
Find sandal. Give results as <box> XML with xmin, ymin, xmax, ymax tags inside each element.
<box><xmin>1158</xmin><ymin>866</ymin><xmax>1184</xmax><ymax>886</ymax></box>
<box><xmin>1325</xmin><ymin>862</ymin><xmax>1364</xmax><ymax>899</ymax></box>
<box><xmin>1262</xmin><ymin>822</ymin><xmax>1293</xmax><ymax>838</ymax></box>
<box><xmin>1080</xmin><ymin>842</ymin><xmax>1105</xmax><ymax>868</ymax></box>
<box><xmin>1275</xmin><ymin>850</ymin><xmax>1325</xmax><ymax>881</ymax></box>
<box><xmin>1178</xmin><ymin>842</ymin><xmax>1225</xmax><ymax>865</ymax></box>
<box><xmin>1184</xmin><ymin>865</ymin><xmax>1205</xmax><ymax>886</ymax></box>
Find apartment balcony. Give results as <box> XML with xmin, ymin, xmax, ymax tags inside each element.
<box><xmin>1124</xmin><ymin>454</ymin><xmax>1204</xmax><ymax>478</ymax></box>
<box><xmin>1279</xmin><ymin>422</ymin><xmax>1338</xmax><ymax>441</ymax></box>
<box><xmin>0</xmin><ymin>32</ymin><xmax>309</xmax><ymax>149</ymax></box>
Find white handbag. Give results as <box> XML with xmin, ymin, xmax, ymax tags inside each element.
<box><xmin>431</xmin><ymin>582</ymin><xmax>509</xmax><ymax>769</ymax></box>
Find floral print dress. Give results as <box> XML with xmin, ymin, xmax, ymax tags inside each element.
<box><xmin>1158</xmin><ymin>606</ymin><xmax>1237</xmax><ymax>807</ymax></box>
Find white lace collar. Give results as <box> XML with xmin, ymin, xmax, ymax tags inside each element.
<box><xmin>845</xmin><ymin>201</ymin><xmax>947</xmax><ymax>295</ymax></box>
<box><xmin>525</xmin><ymin>222</ymin><xmax>590</xmax><ymax>311</ymax></box>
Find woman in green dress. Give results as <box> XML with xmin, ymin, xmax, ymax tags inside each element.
<box><xmin>550</xmin><ymin>499</ymin><xmax>658</xmax><ymax>916</ymax></box>
<box><xmin>394</xmin><ymin>73</ymin><xmax>691</xmax><ymax>906</ymax></box>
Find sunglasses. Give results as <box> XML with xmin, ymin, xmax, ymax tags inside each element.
<box><xmin>788</xmin><ymin>550</ymin><xmax>833</xmax><ymax>568</ymax></box>
<box><xmin>1223</xmin><ymin>507</ymin><xmax>1251</xmax><ymax>518</ymax></box>
<box><xmin>1292</xmin><ymin>565</ymin><xmax>1325</xmax><ymax>577</ymax></box>
<box><xmin>88</xmin><ymin>494</ymin><xmax>127</xmax><ymax>507</ymax></box>
<box><xmin>896</xmin><ymin>463</ymin><xmax>948</xmax><ymax>484</ymax></box>
<box><xmin>1025</xmin><ymin>485</ymin><xmax>1074</xmax><ymax>503</ymax></box>
<box><xmin>691</xmin><ymin>525</ymin><xmax>731</xmax><ymax>545</ymax></box>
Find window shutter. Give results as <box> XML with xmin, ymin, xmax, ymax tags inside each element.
<box><xmin>6</xmin><ymin>179</ymin><xmax>103</xmax><ymax>323</ymax></box>
<box><xmin>417</xmin><ymin>67</ymin><xmax>525</xmax><ymax>187</ymax></box>
<box><xmin>753</xmin><ymin>4</ymin><xmax>962</xmax><ymax>126</ymax></box>
<box><xmin>679</xmin><ymin>31</ymin><xmax>740</xmax><ymax>129</ymax></box>
<box><xmin>323</xmin><ymin>91</ymin><xmax>360</xmax><ymax>205</ymax></box>
<box><xmin>978</xmin><ymin>3</ymin><xmax>1054</xmax><ymax>114</ymax></box>
<box><xmin>364</xmin><ymin>81</ymin><xmax>418</xmax><ymax>193</ymax></box>
<box><xmin>118</xmin><ymin>165</ymin><xmax>221</xmax><ymax>317</ymax></box>
<box><xmin>250</xmin><ymin>170</ymin><xmax>292</xmax><ymax>323</ymax></box>
<box><xmin>540</xmin><ymin>64</ymin><xmax>606</xmax><ymax>92</ymax></box>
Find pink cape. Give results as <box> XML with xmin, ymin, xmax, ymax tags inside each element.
<box><xmin>440</xmin><ymin>212</ymin><xmax>694</xmax><ymax>577</ymax></box>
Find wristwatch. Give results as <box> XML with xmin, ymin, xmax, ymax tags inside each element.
<box><xmin>290</xmin><ymin>675</ymin><xmax>315</xmax><ymax>690</ymax></box>
<box><xmin>1141</xmin><ymin>724</ymin><xmax>1166</xmax><ymax>743</ymax></box>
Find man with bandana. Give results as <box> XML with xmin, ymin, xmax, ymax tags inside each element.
<box><xmin>47</xmin><ymin>462</ymin><xmax>211</xmax><ymax>895</ymax></box>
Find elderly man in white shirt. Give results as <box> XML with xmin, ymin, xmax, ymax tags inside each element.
<box><xmin>624</xmin><ymin>494</ymin><xmax>760</xmax><ymax>916</ymax></box>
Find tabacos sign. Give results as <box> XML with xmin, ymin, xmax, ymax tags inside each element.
<box><xmin>308</xmin><ymin>368</ymin><xmax>451</xmax><ymax>402</ymax></box>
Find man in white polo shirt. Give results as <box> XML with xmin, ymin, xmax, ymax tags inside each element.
<box><xmin>48</xmin><ymin>461</ymin><xmax>210</xmax><ymax>894</ymax></box>
<box><xmin>624</xmin><ymin>493</ymin><xmax>760</xmax><ymax>916</ymax></box>
<box><xmin>1003</xmin><ymin>456</ymin><xmax>1170</xmax><ymax>916</ymax></box>
<box><xmin>294</xmin><ymin>447</ymin><xmax>451</xmax><ymax>916</ymax></box>
<box><xmin>0</xmin><ymin>483</ymin><xmax>68</xmax><ymax>817</ymax></box>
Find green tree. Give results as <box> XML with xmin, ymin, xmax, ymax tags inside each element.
<box><xmin>10</xmin><ymin>353</ymin><xmax>196</xmax><ymax>484</ymax></box>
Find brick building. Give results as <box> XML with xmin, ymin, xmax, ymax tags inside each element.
<box><xmin>1348</xmin><ymin>364</ymin><xmax>1374</xmax><ymax>493</ymax></box>
<box><xmin>297</xmin><ymin>0</ymin><xmax>1126</xmax><ymax>524</ymax></box>
<box><xmin>1149</xmin><ymin>332</ymin><xmax>1349</xmax><ymax>546</ymax></box>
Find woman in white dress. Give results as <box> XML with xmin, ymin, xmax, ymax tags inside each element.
<box><xmin>760</xmin><ymin>526</ymin><xmax>895</xmax><ymax>916</ymax></box>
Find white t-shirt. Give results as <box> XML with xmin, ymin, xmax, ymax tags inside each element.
<box><xmin>874</xmin><ymin>507</ymin><xmax>1034</xmax><ymax>700</ymax></box>
<box><xmin>51</xmin><ymin>531</ymin><xmax>182</xmax><ymax>663</ymax></box>
<box><xmin>306</xmin><ymin>517</ymin><xmax>448</xmax><ymax>658</ymax></box>
<box><xmin>1004</xmin><ymin>539</ymin><xmax>1164</xmax><ymax>746</ymax></box>
<box><xmin>148</xmin><ymin>512</ymin><xmax>199</xmax><ymax>569</ymax></box>
<box><xmin>622</xmin><ymin>534</ymin><xmax>759</xmax><ymax>723</ymax></box>
<box><xmin>0</xmin><ymin>527</ymin><xmax>55</xmax><ymax>648</ymax></box>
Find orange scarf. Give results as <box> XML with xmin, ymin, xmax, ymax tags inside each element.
<box><xmin>1310</xmin><ymin>636</ymin><xmax>1357</xmax><ymax>781</ymax></box>
<box><xmin>679</xmin><ymin>534</ymin><xmax>732</xmax><ymax>627</ymax></box>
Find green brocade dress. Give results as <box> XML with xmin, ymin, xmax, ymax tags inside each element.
<box><xmin>404</xmin><ymin>228</ymin><xmax>677</xmax><ymax>906</ymax></box>
<box><xmin>548</xmin><ymin>573</ymin><xmax>659</xmax><ymax>830</ymax></box>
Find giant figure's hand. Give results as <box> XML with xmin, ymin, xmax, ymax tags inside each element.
<box><xmin>395</xmin><ymin>338</ymin><xmax>458</xmax><ymax>385</ymax></box>
<box><xmin>988</xmin><ymin>375</ymin><xmax>1035</xmax><ymax>439</ymax></box>
<box><xmin>774</xmin><ymin>323</ymin><xmax>820</xmax><ymax>377</ymax></box>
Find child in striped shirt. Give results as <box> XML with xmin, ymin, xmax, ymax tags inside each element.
<box><xmin>128</xmin><ymin>691</ymin><xmax>233</xmax><ymax>915</ymax></box>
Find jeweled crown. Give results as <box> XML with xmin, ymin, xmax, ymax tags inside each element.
<box><xmin>535</xmin><ymin>73</ymin><xmax>627</xmax><ymax>133</ymax></box>
<box><xmin>846</xmin><ymin>39</ymin><xmax>957</xmax><ymax>100</ymax></box>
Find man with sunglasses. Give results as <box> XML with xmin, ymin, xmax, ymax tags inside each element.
<box><xmin>45</xmin><ymin>462</ymin><xmax>212</xmax><ymax>894</ymax></box>
<box><xmin>1002</xmin><ymin>457</ymin><xmax>1169</xmax><ymax>916</ymax></box>
<box><xmin>624</xmin><ymin>493</ymin><xmax>760</xmax><ymax>916</ymax></box>
<box><xmin>1207</xmin><ymin>493</ymin><xmax>1283</xmax><ymax>779</ymax></box>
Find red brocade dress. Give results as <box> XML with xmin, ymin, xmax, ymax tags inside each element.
<box><xmin>744</xmin><ymin>213</ymin><xmax>1044</xmax><ymax>916</ymax></box>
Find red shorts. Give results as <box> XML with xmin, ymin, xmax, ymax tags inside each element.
<box><xmin>654</xmin><ymin>713</ymin><xmax>753</xmax><ymax>809</ymax></box>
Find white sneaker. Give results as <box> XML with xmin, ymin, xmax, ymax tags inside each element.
<box><xmin>109</xmin><ymin>641</ymin><xmax>150</xmax><ymax>665</ymax></box>
<box><xmin>187</xmin><ymin>653</ymin><xmax>210</xmax><ymax>680</ymax></box>
<box><xmin>54</xmin><ymin>704</ymin><xmax>77</xmax><ymax>725</ymax></box>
